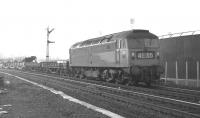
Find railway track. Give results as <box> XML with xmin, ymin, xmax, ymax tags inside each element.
<box><xmin>1</xmin><ymin>69</ymin><xmax>200</xmax><ymax>118</ymax></box>
<box><xmin>21</xmin><ymin>70</ymin><xmax>200</xmax><ymax>104</ymax></box>
<box><xmin>156</xmin><ymin>85</ymin><xmax>200</xmax><ymax>97</ymax></box>
<box><xmin>121</xmin><ymin>84</ymin><xmax>200</xmax><ymax>103</ymax></box>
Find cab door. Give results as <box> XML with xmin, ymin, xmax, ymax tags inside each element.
<box><xmin>119</xmin><ymin>39</ymin><xmax>129</xmax><ymax>67</ymax></box>
<box><xmin>116</xmin><ymin>40</ymin><xmax>120</xmax><ymax>65</ymax></box>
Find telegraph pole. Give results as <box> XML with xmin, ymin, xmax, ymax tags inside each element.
<box><xmin>46</xmin><ymin>27</ymin><xmax>55</xmax><ymax>62</ymax></box>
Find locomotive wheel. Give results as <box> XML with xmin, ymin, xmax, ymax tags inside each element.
<box><xmin>145</xmin><ymin>76</ymin><xmax>152</xmax><ymax>86</ymax></box>
<box><xmin>106</xmin><ymin>76</ymin><xmax>114</xmax><ymax>83</ymax></box>
<box><xmin>115</xmin><ymin>71</ymin><xmax>125</xmax><ymax>84</ymax></box>
<box><xmin>97</xmin><ymin>72</ymin><xmax>104</xmax><ymax>81</ymax></box>
<box><xmin>146</xmin><ymin>81</ymin><xmax>151</xmax><ymax>86</ymax></box>
<box><xmin>132</xmin><ymin>75</ymin><xmax>139</xmax><ymax>86</ymax></box>
<box><xmin>125</xmin><ymin>81</ymin><xmax>132</xmax><ymax>86</ymax></box>
<box><xmin>79</xmin><ymin>74</ymin><xmax>85</xmax><ymax>79</ymax></box>
<box><xmin>133</xmin><ymin>80</ymin><xmax>138</xmax><ymax>86</ymax></box>
<box><xmin>108</xmin><ymin>71</ymin><xmax>117</xmax><ymax>83</ymax></box>
<box><xmin>133</xmin><ymin>78</ymin><xmax>138</xmax><ymax>86</ymax></box>
<box><xmin>121</xmin><ymin>79</ymin><xmax>128</xmax><ymax>85</ymax></box>
<box><xmin>102</xmin><ymin>70</ymin><xmax>109</xmax><ymax>81</ymax></box>
<box><xmin>115</xmin><ymin>76</ymin><xmax>122</xmax><ymax>84</ymax></box>
<box><xmin>105</xmin><ymin>73</ymin><xmax>114</xmax><ymax>83</ymax></box>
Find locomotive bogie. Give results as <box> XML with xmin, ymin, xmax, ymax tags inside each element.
<box><xmin>71</xmin><ymin>66</ymin><xmax>129</xmax><ymax>83</ymax></box>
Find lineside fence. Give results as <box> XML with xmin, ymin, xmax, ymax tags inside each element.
<box><xmin>162</xmin><ymin>61</ymin><xmax>199</xmax><ymax>88</ymax></box>
<box><xmin>160</xmin><ymin>30</ymin><xmax>200</xmax><ymax>88</ymax></box>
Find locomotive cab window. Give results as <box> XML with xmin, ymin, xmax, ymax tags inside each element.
<box><xmin>144</xmin><ymin>39</ymin><xmax>159</xmax><ymax>47</ymax></box>
<box><xmin>127</xmin><ymin>38</ymin><xmax>159</xmax><ymax>48</ymax></box>
<box><xmin>118</xmin><ymin>39</ymin><xmax>126</xmax><ymax>49</ymax></box>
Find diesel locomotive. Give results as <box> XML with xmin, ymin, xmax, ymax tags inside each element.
<box><xmin>70</xmin><ymin>29</ymin><xmax>163</xmax><ymax>86</ymax></box>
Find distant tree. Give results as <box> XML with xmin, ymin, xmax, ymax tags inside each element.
<box><xmin>23</xmin><ymin>56</ymin><xmax>37</xmax><ymax>62</ymax></box>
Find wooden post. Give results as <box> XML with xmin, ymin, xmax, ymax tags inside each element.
<box><xmin>197</xmin><ymin>61</ymin><xmax>199</xmax><ymax>88</ymax></box>
<box><xmin>176</xmin><ymin>61</ymin><xmax>178</xmax><ymax>85</ymax></box>
<box><xmin>186</xmin><ymin>61</ymin><xmax>188</xmax><ymax>86</ymax></box>
<box><xmin>165</xmin><ymin>61</ymin><xmax>168</xmax><ymax>84</ymax></box>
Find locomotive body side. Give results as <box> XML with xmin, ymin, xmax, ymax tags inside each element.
<box><xmin>70</xmin><ymin>45</ymin><xmax>90</xmax><ymax>67</ymax></box>
<box><xmin>70</xmin><ymin>41</ymin><xmax>120</xmax><ymax>67</ymax></box>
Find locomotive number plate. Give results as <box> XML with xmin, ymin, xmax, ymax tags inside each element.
<box><xmin>137</xmin><ymin>52</ymin><xmax>154</xmax><ymax>59</ymax></box>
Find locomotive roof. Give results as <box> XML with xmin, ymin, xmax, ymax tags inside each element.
<box><xmin>71</xmin><ymin>29</ymin><xmax>158</xmax><ymax>48</ymax></box>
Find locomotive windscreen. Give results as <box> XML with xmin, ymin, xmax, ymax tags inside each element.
<box><xmin>127</xmin><ymin>39</ymin><xmax>159</xmax><ymax>49</ymax></box>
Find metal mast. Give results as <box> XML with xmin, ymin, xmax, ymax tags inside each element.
<box><xmin>46</xmin><ymin>27</ymin><xmax>55</xmax><ymax>62</ymax></box>
<box><xmin>130</xmin><ymin>18</ymin><xmax>135</xmax><ymax>29</ymax></box>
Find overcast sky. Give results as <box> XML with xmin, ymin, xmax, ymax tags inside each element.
<box><xmin>0</xmin><ymin>0</ymin><xmax>200</xmax><ymax>60</ymax></box>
